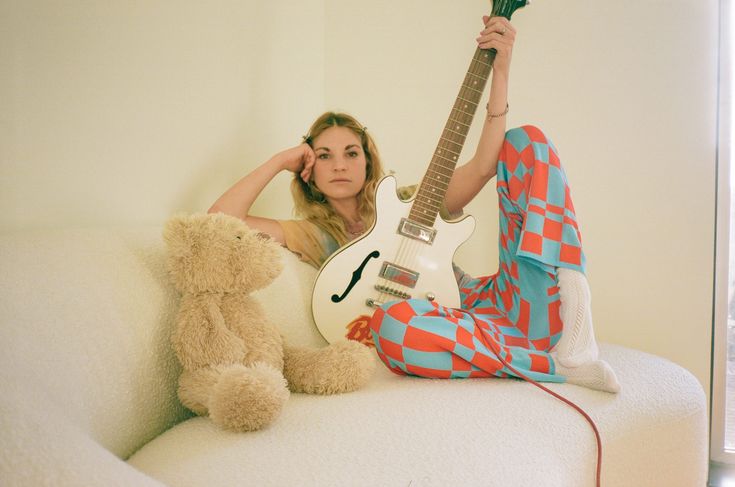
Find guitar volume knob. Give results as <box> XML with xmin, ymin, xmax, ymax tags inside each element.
<box><xmin>366</xmin><ymin>298</ymin><xmax>384</xmax><ymax>308</ymax></box>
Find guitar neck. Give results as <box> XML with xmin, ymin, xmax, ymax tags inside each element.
<box><xmin>408</xmin><ymin>47</ymin><xmax>497</xmax><ymax>227</ymax></box>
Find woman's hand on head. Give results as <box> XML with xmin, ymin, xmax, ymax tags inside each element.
<box><xmin>477</xmin><ymin>15</ymin><xmax>515</xmax><ymax>77</ymax></box>
<box><xmin>276</xmin><ymin>143</ymin><xmax>316</xmax><ymax>182</ymax></box>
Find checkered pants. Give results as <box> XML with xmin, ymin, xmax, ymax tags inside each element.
<box><xmin>369</xmin><ymin>125</ymin><xmax>586</xmax><ymax>382</ymax></box>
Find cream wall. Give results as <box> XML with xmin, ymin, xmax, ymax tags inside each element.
<box><xmin>0</xmin><ymin>0</ymin><xmax>325</xmax><ymax>227</ymax></box>
<box><xmin>1</xmin><ymin>1</ymin><xmax>719</xmax><ymax>394</ymax></box>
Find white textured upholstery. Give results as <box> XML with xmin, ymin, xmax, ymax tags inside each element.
<box><xmin>0</xmin><ymin>227</ymin><xmax>708</xmax><ymax>486</ymax></box>
<box><xmin>127</xmin><ymin>344</ymin><xmax>707</xmax><ymax>487</ymax></box>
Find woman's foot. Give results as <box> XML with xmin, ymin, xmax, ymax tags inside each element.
<box><xmin>551</xmin><ymin>268</ymin><xmax>599</xmax><ymax>367</ymax></box>
<box><xmin>554</xmin><ymin>358</ymin><xmax>621</xmax><ymax>393</ymax></box>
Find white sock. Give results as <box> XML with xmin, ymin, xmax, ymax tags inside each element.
<box><xmin>554</xmin><ymin>358</ymin><xmax>620</xmax><ymax>393</ymax></box>
<box><xmin>551</xmin><ymin>268</ymin><xmax>599</xmax><ymax>368</ymax></box>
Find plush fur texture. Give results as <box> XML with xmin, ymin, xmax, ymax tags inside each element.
<box><xmin>163</xmin><ymin>212</ymin><xmax>375</xmax><ymax>432</ymax></box>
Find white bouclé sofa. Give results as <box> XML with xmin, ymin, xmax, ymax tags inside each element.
<box><xmin>0</xmin><ymin>226</ymin><xmax>708</xmax><ymax>486</ymax></box>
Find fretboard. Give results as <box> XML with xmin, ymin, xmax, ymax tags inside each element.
<box><xmin>408</xmin><ymin>47</ymin><xmax>497</xmax><ymax>227</ymax></box>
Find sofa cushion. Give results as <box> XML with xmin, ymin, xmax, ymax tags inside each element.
<box><xmin>128</xmin><ymin>344</ymin><xmax>707</xmax><ymax>487</ymax></box>
<box><xmin>253</xmin><ymin>244</ymin><xmax>327</xmax><ymax>349</ymax></box>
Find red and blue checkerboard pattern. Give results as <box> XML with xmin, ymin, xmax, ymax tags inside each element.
<box><xmin>369</xmin><ymin>125</ymin><xmax>585</xmax><ymax>382</ymax></box>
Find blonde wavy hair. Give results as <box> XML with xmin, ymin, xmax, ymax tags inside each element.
<box><xmin>291</xmin><ymin>111</ymin><xmax>385</xmax><ymax>246</ymax></box>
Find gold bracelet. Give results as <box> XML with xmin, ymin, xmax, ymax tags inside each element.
<box><xmin>486</xmin><ymin>102</ymin><xmax>509</xmax><ymax>121</ymax></box>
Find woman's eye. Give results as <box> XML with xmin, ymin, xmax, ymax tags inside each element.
<box><xmin>348</xmin><ymin>151</ymin><xmax>359</xmax><ymax>158</ymax></box>
<box><xmin>317</xmin><ymin>153</ymin><xmax>329</xmax><ymax>160</ymax></box>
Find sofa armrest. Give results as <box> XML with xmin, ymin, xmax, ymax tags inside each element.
<box><xmin>1</xmin><ymin>382</ymin><xmax>165</xmax><ymax>487</ymax></box>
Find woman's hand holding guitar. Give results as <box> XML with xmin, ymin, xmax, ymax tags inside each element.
<box><xmin>477</xmin><ymin>15</ymin><xmax>516</xmax><ymax>79</ymax></box>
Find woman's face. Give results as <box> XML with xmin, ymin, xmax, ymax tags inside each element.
<box><xmin>311</xmin><ymin>126</ymin><xmax>368</xmax><ymax>203</ymax></box>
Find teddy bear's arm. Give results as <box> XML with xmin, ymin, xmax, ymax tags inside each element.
<box><xmin>173</xmin><ymin>297</ymin><xmax>248</xmax><ymax>371</ymax></box>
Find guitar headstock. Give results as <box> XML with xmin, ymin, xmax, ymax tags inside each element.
<box><xmin>491</xmin><ymin>0</ymin><xmax>529</xmax><ymax>20</ymax></box>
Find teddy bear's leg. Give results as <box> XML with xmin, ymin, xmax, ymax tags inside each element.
<box><xmin>178</xmin><ymin>362</ymin><xmax>290</xmax><ymax>432</ymax></box>
<box><xmin>282</xmin><ymin>340</ymin><xmax>376</xmax><ymax>395</ymax></box>
<box><xmin>177</xmin><ymin>366</ymin><xmax>220</xmax><ymax>416</ymax></box>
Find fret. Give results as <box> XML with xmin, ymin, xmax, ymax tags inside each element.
<box><xmin>456</xmin><ymin>94</ymin><xmax>480</xmax><ymax>107</ymax></box>
<box><xmin>451</xmin><ymin>111</ymin><xmax>474</xmax><ymax>123</ymax></box>
<box><xmin>408</xmin><ymin>215</ymin><xmax>435</xmax><ymax>228</ymax></box>
<box><xmin>436</xmin><ymin>138</ymin><xmax>462</xmax><ymax>151</ymax></box>
<box><xmin>441</xmin><ymin>128</ymin><xmax>465</xmax><ymax>141</ymax></box>
<box><xmin>423</xmin><ymin>174</ymin><xmax>451</xmax><ymax>189</ymax></box>
<box><xmin>442</xmin><ymin>126</ymin><xmax>466</xmax><ymax>138</ymax></box>
<box><xmin>445</xmin><ymin>114</ymin><xmax>472</xmax><ymax>128</ymax></box>
<box><xmin>413</xmin><ymin>198</ymin><xmax>441</xmax><ymax>211</ymax></box>
<box><xmin>417</xmin><ymin>185</ymin><xmax>449</xmax><ymax>200</ymax></box>
<box><xmin>462</xmin><ymin>73</ymin><xmax>486</xmax><ymax>86</ymax></box>
<box><xmin>421</xmin><ymin>182</ymin><xmax>449</xmax><ymax>197</ymax></box>
<box><xmin>431</xmin><ymin>155</ymin><xmax>458</xmax><ymax>169</ymax></box>
<box><xmin>473</xmin><ymin>57</ymin><xmax>492</xmax><ymax>69</ymax></box>
<box><xmin>465</xmin><ymin>70</ymin><xmax>488</xmax><ymax>82</ymax></box>
<box><xmin>410</xmin><ymin>208</ymin><xmax>440</xmax><ymax>222</ymax></box>
<box><xmin>460</xmin><ymin>83</ymin><xmax>484</xmax><ymax>96</ymax></box>
<box><xmin>447</xmin><ymin>114</ymin><xmax>472</xmax><ymax>129</ymax></box>
<box><xmin>412</xmin><ymin>203</ymin><xmax>442</xmax><ymax>216</ymax></box>
<box><xmin>428</xmin><ymin>162</ymin><xmax>455</xmax><ymax>176</ymax></box>
<box><xmin>419</xmin><ymin>178</ymin><xmax>449</xmax><ymax>191</ymax></box>
<box><xmin>452</xmin><ymin>101</ymin><xmax>476</xmax><ymax>114</ymax></box>
<box><xmin>439</xmin><ymin>135</ymin><xmax>464</xmax><ymax>150</ymax></box>
<box><xmin>453</xmin><ymin>100</ymin><xmax>478</xmax><ymax>116</ymax></box>
<box><xmin>447</xmin><ymin>114</ymin><xmax>473</xmax><ymax>130</ymax></box>
<box><xmin>428</xmin><ymin>159</ymin><xmax>454</xmax><ymax>172</ymax></box>
<box><xmin>418</xmin><ymin>184</ymin><xmax>449</xmax><ymax>199</ymax></box>
<box><xmin>427</xmin><ymin>164</ymin><xmax>454</xmax><ymax>178</ymax></box>
<box><xmin>443</xmin><ymin>127</ymin><xmax>469</xmax><ymax>140</ymax></box>
<box><xmin>414</xmin><ymin>207</ymin><xmax>439</xmax><ymax>221</ymax></box>
<box><xmin>450</xmin><ymin>107</ymin><xmax>474</xmax><ymax>123</ymax></box>
<box><xmin>437</xmin><ymin>138</ymin><xmax>463</xmax><ymax>155</ymax></box>
<box><xmin>425</xmin><ymin>164</ymin><xmax>453</xmax><ymax>178</ymax></box>
<box><xmin>435</xmin><ymin>148</ymin><xmax>461</xmax><ymax>162</ymax></box>
<box><xmin>457</xmin><ymin>89</ymin><xmax>482</xmax><ymax>101</ymax></box>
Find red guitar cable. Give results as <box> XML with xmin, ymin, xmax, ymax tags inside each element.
<box><xmin>460</xmin><ymin>311</ymin><xmax>603</xmax><ymax>487</ymax></box>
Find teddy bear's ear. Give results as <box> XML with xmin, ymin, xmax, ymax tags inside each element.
<box><xmin>162</xmin><ymin>212</ymin><xmax>192</xmax><ymax>249</ymax></box>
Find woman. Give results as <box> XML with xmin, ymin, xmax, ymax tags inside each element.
<box><xmin>208</xmin><ymin>15</ymin><xmax>619</xmax><ymax>393</ymax></box>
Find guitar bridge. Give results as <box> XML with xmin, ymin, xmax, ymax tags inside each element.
<box><xmin>374</xmin><ymin>284</ymin><xmax>412</xmax><ymax>299</ymax></box>
<box><xmin>398</xmin><ymin>218</ymin><xmax>436</xmax><ymax>244</ymax></box>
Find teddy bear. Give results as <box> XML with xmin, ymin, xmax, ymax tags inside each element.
<box><xmin>163</xmin><ymin>212</ymin><xmax>375</xmax><ymax>432</ymax></box>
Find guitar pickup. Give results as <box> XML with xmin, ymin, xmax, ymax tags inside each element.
<box><xmin>379</xmin><ymin>262</ymin><xmax>419</xmax><ymax>289</ymax></box>
<box><xmin>398</xmin><ymin>218</ymin><xmax>436</xmax><ymax>244</ymax></box>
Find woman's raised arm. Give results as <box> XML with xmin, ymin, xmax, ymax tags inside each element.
<box><xmin>444</xmin><ymin>15</ymin><xmax>515</xmax><ymax>216</ymax></box>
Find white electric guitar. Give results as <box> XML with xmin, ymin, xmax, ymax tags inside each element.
<box><xmin>311</xmin><ymin>0</ymin><xmax>528</xmax><ymax>345</ymax></box>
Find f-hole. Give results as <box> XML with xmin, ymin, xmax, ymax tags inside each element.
<box><xmin>330</xmin><ymin>250</ymin><xmax>380</xmax><ymax>303</ymax></box>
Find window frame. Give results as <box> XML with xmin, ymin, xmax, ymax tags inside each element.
<box><xmin>712</xmin><ymin>0</ymin><xmax>734</xmax><ymax>466</ymax></box>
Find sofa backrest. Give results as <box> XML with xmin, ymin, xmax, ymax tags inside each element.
<box><xmin>0</xmin><ymin>226</ymin><xmax>325</xmax><ymax>460</ymax></box>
